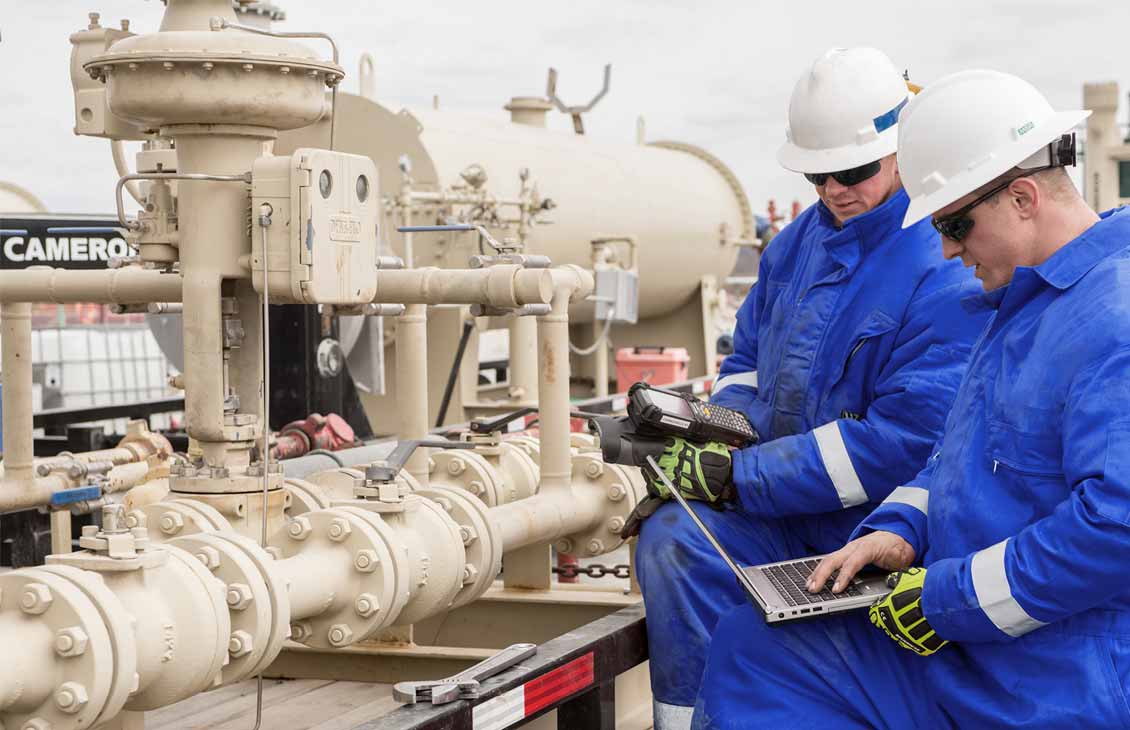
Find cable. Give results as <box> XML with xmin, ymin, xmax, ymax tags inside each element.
<box><xmin>253</xmin><ymin>204</ymin><xmax>273</xmax><ymax>730</ymax></box>
<box><xmin>569</xmin><ymin>308</ymin><xmax>615</xmax><ymax>356</ymax></box>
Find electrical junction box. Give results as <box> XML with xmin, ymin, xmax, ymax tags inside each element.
<box><xmin>251</xmin><ymin>148</ymin><xmax>379</xmax><ymax>304</ymax></box>
<box><xmin>594</xmin><ymin>268</ymin><xmax>639</xmax><ymax>325</ymax></box>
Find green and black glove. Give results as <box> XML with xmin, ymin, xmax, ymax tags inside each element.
<box><xmin>644</xmin><ymin>436</ymin><xmax>736</xmax><ymax>507</ymax></box>
<box><xmin>869</xmin><ymin>567</ymin><xmax>949</xmax><ymax>656</ymax></box>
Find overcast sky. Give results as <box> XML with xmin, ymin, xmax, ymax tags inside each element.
<box><xmin>2</xmin><ymin>0</ymin><xmax>1128</xmax><ymax>217</ymax></box>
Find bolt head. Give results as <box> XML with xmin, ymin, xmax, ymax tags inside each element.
<box><xmin>228</xmin><ymin>630</ymin><xmax>254</xmax><ymax>658</ymax></box>
<box><xmin>125</xmin><ymin>509</ymin><xmax>146</xmax><ymax>528</ymax></box>
<box><xmin>607</xmin><ymin>516</ymin><xmax>626</xmax><ymax>534</ymax></box>
<box><xmin>20</xmin><ymin>583</ymin><xmax>53</xmax><ymax>615</ymax></box>
<box><xmin>434</xmin><ymin>497</ymin><xmax>453</xmax><ymax>512</ymax></box>
<box><xmin>194</xmin><ymin>546</ymin><xmax>221</xmax><ymax>570</ymax></box>
<box><xmin>468</xmin><ymin>480</ymin><xmax>485</xmax><ymax>496</ymax></box>
<box><xmin>554</xmin><ymin>538</ymin><xmax>575</xmax><ymax>555</ymax></box>
<box><xmin>226</xmin><ymin>583</ymin><xmax>254</xmax><ymax>611</ymax></box>
<box><xmin>354</xmin><ymin>549</ymin><xmax>379</xmax><ymax>573</ymax></box>
<box><xmin>328</xmin><ymin>623</ymin><xmax>354</xmax><ymax>646</ymax></box>
<box><xmin>447</xmin><ymin>458</ymin><xmax>466</xmax><ymax>476</ymax></box>
<box><xmin>586</xmin><ymin>539</ymin><xmax>605</xmax><ymax>556</ymax></box>
<box><xmin>607</xmin><ymin>484</ymin><xmax>627</xmax><ymax>502</ymax></box>
<box><xmin>159</xmin><ymin>511</ymin><xmax>185</xmax><ymax>535</ymax></box>
<box><xmin>55</xmin><ymin>682</ymin><xmax>89</xmax><ymax>714</ymax></box>
<box><xmin>459</xmin><ymin>525</ymin><xmax>477</xmax><ymax>546</ymax></box>
<box><xmin>462</xmin><ymin>564</ymin><xmax>479</xmax><ymax>585</ymax></box>
<box><xmin>289</xmin><ymin>622</ymin><xmax>312</xmax><ymax>642</ymax></box>
<box><xmin>22</xmin><ymin>718</ymin><xmax>52</xmax><ymax>730</ymax></box>
<box><xmin>327</xmin><ymin>517</ymin><xmax>352</xmax><ymax>542</ymax></box>
<box><xmin>54</xmin><ymin>627</ymin><xmax>89</xmax><ymax>658</ymax></box>
<box><xmin>354</xmin><ymin>593</ymin><xmax>379</xmax><ymax>618</ymax></box>
<box><xmin>585</xmin><ymin>461</ymin><xmax>604</xmax><ymax>479</ymax></box>
<box><xmin>287</xmin><ymin>516</ymin><xmax>313</xmax><ymax>541</ymax></box>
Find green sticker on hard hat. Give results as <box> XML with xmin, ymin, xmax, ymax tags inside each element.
<box><xmin>1016</xmin><ymin>121</ymin><xmax>1035</xmax><ymax>136</ymax></box>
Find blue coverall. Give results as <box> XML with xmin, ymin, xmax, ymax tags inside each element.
<box><xmin>693</xmin><ymin>207</ymin><xmax>1130</xmax><ymax>729</ymax></box>
<box><xmin>635</xmin><ymin>188</ymin><xmax>988</xmax><ymax>723</ymax></box>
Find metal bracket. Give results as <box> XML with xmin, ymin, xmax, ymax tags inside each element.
<box><xmin>546</xmin><ymin>64</ymin><xmax>612</xmax><ymax>135</ymax></box>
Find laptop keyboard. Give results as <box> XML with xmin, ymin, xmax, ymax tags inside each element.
<box><xmin>760</xmin><ymin>559</ymin><xmax>862</xmax><ymax>606</ymax></box>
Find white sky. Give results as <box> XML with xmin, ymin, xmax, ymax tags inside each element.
<box><xmin>2</xmin><ymin>0</ymin><xmax>1128</xmax><ymax>217</ymax></box>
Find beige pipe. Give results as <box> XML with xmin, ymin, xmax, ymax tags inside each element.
<box><xmin>272</xmin><ymin>548</ymin><xmax>354</xmax><ymax>621</ymax></box>
<box><xmin>397</xmin><ymin>304</ymin><xmax>430</xmax><ymax>483</ymax></box>
<box><xmin>488</xmin><ymin>267</ymin><xmax>601</xmax><ymax>551</ymax></box>
<box><xmin>0</xmin><ymin>268</ymin><xmax>182</xmax><ymax>304</ymax></box>
<box><xmin>0</xmin><ymin>464</ymin><xmax>159</xmax><ymax>513</ymax></box>
<box><xmin>593</xmin><ymin>320</ymin><xmax>610</xmax><ymax>398</ymax></box>
<box><xmin>508</xmin><ymin>315</ymin><xmax>538</xmax><ymax>401</ymax></box>
<box><xmin>1</xmin><ymin>303</ymin><xmax>34</xmax><ymax>485</ymax></box>
<box><xmin>376</xmin><ymin>266</ymin><xmax>553</xmax><ymax>306</ymax></box>
<box><xmin>112</xmin><ymin>139</ymin><xmax>145</xmax><ymax>205</ymax></box>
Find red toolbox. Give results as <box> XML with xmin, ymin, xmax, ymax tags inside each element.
<box><xmin>615</xmin><ymin>346</ymin><xmax>690</xmax><ymax>392</ymax></box>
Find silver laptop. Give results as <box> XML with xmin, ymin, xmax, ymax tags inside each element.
<box><xmin>645</xmin><ymin>456</ymin><xmax>891</xmax><ymax>624</ymax></box>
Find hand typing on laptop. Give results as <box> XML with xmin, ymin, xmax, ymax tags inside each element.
<box><xmin>806</xmin><ymin>531</ymin><xmax>915</xmax><ymax>594</ymax></box>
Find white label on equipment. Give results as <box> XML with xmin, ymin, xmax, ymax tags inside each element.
<box><xmin>659</xmin><ymin>415</ymin><xmax>691</xmax><ymax>429</ymax></box>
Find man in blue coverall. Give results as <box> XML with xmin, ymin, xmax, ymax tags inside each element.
<box><xmin>633</xmin><ymin>48</ymin><xmax>989</xmax><ymax>729</ymax></box>
<box><xmin>693</xmin><ymin>69</ymin><xmax>1130</xmax><ymax>729</ymax></box>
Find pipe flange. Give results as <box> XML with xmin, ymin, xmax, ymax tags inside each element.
<box><xmin>494</xmin><ymin>442</ymin><xmax>539</xmax><ymax>503</ymax></box>
<box><xmin>130</xmin><ymin>498</ymin><xmax>230</xmax><ymax>542</ymax></box>
<box><xmin>0</xmin><ymin>568</ymin><xmax>115</xmax><ymax>730</ymax></box>
<box><xmin>169</xmin><ymin>532</ymin><xmax>289</xmax><ymax>683</ymax></box>
<box><xmin>428</xmin><ymin>450</ymin><xmax>505</xmax><ymax>506</ymax></box>
<box><xmin>414</xmin><ymin>486</ymin><xmax>501</xmax><ymax>608</ymax></box>
<box><xmin>560</xmin><ymin>453</ymin><xmax>645</xmax><ymax>558</ymax></box>
<box><xmin>35</xmin><ymin>564</ymin><xmax>139</xmax><ymax>728</ymax></box>
<box><xmin>282</xmin><ymin>478</ymin><xmax>332</xmax><ymax>517</ymax></box>
<box><xmin>271</xmin><ymin>507</ymin><xmax>408</xmax><ymax>647</ymax></box>
<box><xmin>503</xmin><ymin>436</ymin><xmax>541</xmax><ymax>466</ymax></box>
<box><xmin>306</xmin><ymin>467</ymin><xmax>365</xmax><ymax>502</ymax></box>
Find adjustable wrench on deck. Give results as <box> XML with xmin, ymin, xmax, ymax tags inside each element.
<box><xmin>393</xmin><ymin>642</ymin><xmax>538</xmax><ymax>705</ymax></box>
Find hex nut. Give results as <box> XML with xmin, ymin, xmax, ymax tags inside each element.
<box><xmin>287</xmin><ymin>516</ymin><xmax>312</xmax><ymax>541</ymax></box>
<box><xmin>159</xmin><ymin>511</ymin><xmax>185</xmax><ymax>535</ymax></box>
<box><xmin>554</xmin><ymin>538</ymin><xmax>575</xmax><ymax>555</ymax></box>
<box><xmin>446</xmin><ymin>458</ymin><xmax>466</xmax><ymax>476</ymax></box>
<box><xmin>228</xmin><ymin>630</ymin><xmax>253</xmax><ymax>658</ymax></box>
<box><xmin>126</xmin><ymin>509</ymin><xmax>147</xmax><ymax>528</ymax></box>
<box><xmin>226</xmin><ymin>583</ymin><xmax>254</xmax><ymax>611</ymax></box>
<box><xmin>587</xmin><ymin>539</ymin><xmax>605</xmax><ymax>556</ymax></box>
<box><xmin>462</xmin><ymin>564</ymin><xmax>479</xmax><ymax>585</ymax></box>
<box><xmin>353</xmin><ymin>549</ymin><xmax>379</xmax><ymax>573</ymax></box>
<box><xmin>607</xmin><ymin>484</ymin><xmax>627</xmax><ymax>502</ymax></box>
<box><xmin>54</xmin><ymin>627</ymin><xmax>90</xmax><ymax>658</ymax></box>
<box><xmin>327</xmin><ymin>517</ymin><xmax>352</xmax><ymax>542</ymax></box>
<box><xmin>289</xmin><ymin>622</ymin><xmax>312</xmax><ymax>642</ymax></box>
<box><xmin>459</xmin><ymin>525</ymin><xmax>477</xmax><ymax>546</ymax></box>
<box><xmin>55</xmin><ymin>682</ymin><xmax>89</xmax><ymax>714</ymax></box>
<box><xmin>585</xmin><ymin>461</ymin><xmax>604</xmax><ymax>479</ymax></box>
<box><xmin>328</xmin><ymin>624</ymin><xmax>354</xmax><ymax>647</ymax></box>
<box><xmin>194</xmin><ymin>546</ymin><xmax>221</xmax><ymax>570</ymax></box>
<box><xmin>607</xmin><ymin>516</ymin><xmax>626</xmax><ymax>534</ymax></box>
<box><xmin>20</xmin><ymin>583</ymin><xmax>53</xmax><ymax>615</ymax></box>
<box><xmin>23</xmin><ymin>717</ymin><xmax>52</xmax><ymax>730</ymax></box>
<box><xmin>354</xmin><ymin>593</ymin><xmax>379</xmax><ymax>618</ymax></box>
<box><xmin>434</xmin><ymin>497</ymin><xmax>453</xmax><ymax>512</ymax></box>
<box><xmin>468</xmin><ymin>480</ymin><xmax>485</xmax><ymax>496</ymax></box>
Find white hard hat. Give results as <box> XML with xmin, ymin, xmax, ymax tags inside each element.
<box><xmin>777</xmin><ymin>47</ymin><xmax>910</xmax><ymax>174</ymax></box>
<box><xmin>899</xmin><ymin>69</ymin><xmax>1090</xmax><ymax>227</ymax></box>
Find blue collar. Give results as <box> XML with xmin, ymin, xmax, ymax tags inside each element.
<box><xmin>960</xmin><ymin>206</ymin><xmax>1130</xmax><ymax>313</ymax></box>
<box><xmin>1030</xmin><ymin>206</ymin><xmax>1130</xmax><ymax>290</ymax></box>
<box><xmin>815</xmin><ymin>187</ymin><xmax>912</xmax><ymax>253</ymax></box>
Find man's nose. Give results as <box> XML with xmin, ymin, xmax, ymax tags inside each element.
<box><xmin>822</xmin><ymin>176</ymin><xmax>847</xmax><ymax>196</ymax></box>
<box><xmin>941</xmin><ymin>235</ymin><xmax>963</xmax><ymax>260</ymax></box>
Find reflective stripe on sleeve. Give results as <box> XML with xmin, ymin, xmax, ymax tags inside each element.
<box><xmin>712</xmin><ymin>370</ymin><xmax>758</xmax><ymax>396</ymax></box>
<box><xmin>884</xmin><ymin>486</ymin><xmax>929</xmax><ymax>515</ymax></box>
<box><xmin>813</xmin><ymin>421</ymin><xmax>868</xmax><ymax>508</ymax></box>
<box><xmin>970</xmin><ymin>539</ymin><xmax>1046</xmax><ymax>638</ymax></box>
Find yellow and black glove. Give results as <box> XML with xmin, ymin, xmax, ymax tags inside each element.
<box><xmin>644</xmin><ymin>437</ymin><xmax>735</xmax><ymax>508</ymax></box>
<box><xmin>869</xmin><ymin>567</ymin><xmax>949</xmax><ymax>656</ymax></box>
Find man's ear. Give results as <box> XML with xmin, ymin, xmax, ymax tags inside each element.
<box><xmin>1008</xmin><ymin>177</ymin><xmax>1040</xmax><ymax>220</ymax></box>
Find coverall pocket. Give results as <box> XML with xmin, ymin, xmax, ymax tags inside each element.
<box><xmin>986</xmin><ymin>415</ymin><xmax>1063</xmax><ymax>477</ymax></box>
<box><xmin>1100</xmin><ymin>637</ymin><xmax>1130</xmax><ymax>729</ymax></box>
<box><xmin>830</xmin><ymin>309</ymin><xmax>897</xmax><ymax>388</ymax></box>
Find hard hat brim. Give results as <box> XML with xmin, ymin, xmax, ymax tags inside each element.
<box><xmin>901</xmin><ymin>109</ymin><xmax>1091</xmax><ymax>229</ymax></box>
<box><xmin>777</xmin><ymin>127</ymin><xmax>898</xmax><ymax>174</ymax></box>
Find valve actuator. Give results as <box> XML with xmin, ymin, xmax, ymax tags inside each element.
<box><xmin>251</xmin><ymin>148</ymin><xmax>379</xmax><ymax>304</ymax></box>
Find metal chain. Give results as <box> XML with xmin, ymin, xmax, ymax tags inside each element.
<box><xmin>553</xmin><ymin>563</ymin><xmax>632</xmax><ymax>580</ymax></box>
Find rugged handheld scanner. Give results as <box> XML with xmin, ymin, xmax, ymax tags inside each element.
<box><xmin>626</xmin><ymin>382</ymin><xmax>756</xmax><ymax>447</ymax></box>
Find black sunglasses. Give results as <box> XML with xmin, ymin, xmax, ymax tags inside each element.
<box><xmin>931</xmin><ymin>168</ymin><xmax>1045</xmax><ymax>242</ymax></box>
<box><xmin>804</xmin><ymin>160</ymin><xmax>882</xmax><ymax>187</ymax></box>
<box><xmin>932</xmin><ymin>133</ymin><xmax>1078</xmax><ymax>242</ymax></box>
